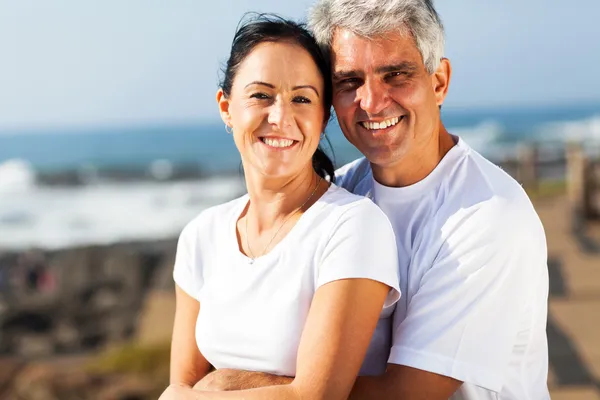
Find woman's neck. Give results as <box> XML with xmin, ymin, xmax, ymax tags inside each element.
<box><xmin>244</xmin><ymin>168</ymin><xmax>322</xmax><ymax>234</ymax></box>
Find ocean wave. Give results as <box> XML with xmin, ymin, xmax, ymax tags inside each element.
<box><xmin>448</xmin><ymin>120</ymin><xmax>504</xmax><ymax>155</ymax></box>
<box><xmin>0</xmin><ymin>159</ymin><xmax>36</xmax><ymax>194</ymax></box>
<box><xmin>0</xmin><ymin>176</ymin><xmax>245</xmax><ymax>251</ymax></box>
<box><xmin>539</xmin><ymin>114</ymin><xmax>600</xmax><ymax>143</ymax></box>
<box><xmin>4</xmin><ymin>112</ymin><xmax>600</xmax><ymax>250</ymax></box>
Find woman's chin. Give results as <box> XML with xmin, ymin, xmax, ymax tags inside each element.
<box><xmin>253</xmin><ymin>164</ymin><xmax>308</xmax><ymax>181</ymax></box>
<box><xmin>261</xmin><ymin>168</ymin><xmax>300</xmax><ymax>179</ymax></box>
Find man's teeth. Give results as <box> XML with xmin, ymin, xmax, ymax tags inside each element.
<box><xmin>262</xmin><ymin>138</ymin><xmax>294</xmax><ymax>148</ymax></box>
<box><xmin>361</xmin><ymin>117</ymin><xmax>401</xmax><ymax>130</ymax></box>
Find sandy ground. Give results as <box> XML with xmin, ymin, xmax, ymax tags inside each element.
<box><xmin>534</xmin><ymin>195</ymin><xmax>600</xmax><ymax>399</ymax></box>
<box><xmin>29</xmin><ymin>193</ymin><xmax>600</xmax><ymax>398</ymax></box>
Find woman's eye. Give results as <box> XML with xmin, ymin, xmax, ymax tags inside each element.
<box><xmin>293</xmin><ymin>96</ymin><xmax>311</xmax><ymax>104</ymax></box>
<box><xmin>250</xmin><ymin>92</ymin><xmax>270</xmax><ymax>100</ymax></box>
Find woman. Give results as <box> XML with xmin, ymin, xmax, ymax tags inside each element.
<box><xmin>160</xmin><ymin>14</ymin><xmax>400</xmax><ymax>400</ymax></box>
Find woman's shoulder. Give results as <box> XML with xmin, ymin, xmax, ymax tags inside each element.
<box><xmin>180</xmin><ymin>194</ymin><xmax>247</xmax><ymax>238</ymax></box>
<box><xmin>319</xmin><ymin>184</ymin><xmax>390</xmax><ymax>226</ymax></box>
<box><xmin>322</xmin><ymin>183</ymin><xmax>379</xmax><ymax>211</ymax></box>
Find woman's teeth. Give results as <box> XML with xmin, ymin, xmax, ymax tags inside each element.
<box><xmin>360</xmin><ymin>116</ymin><xmax>401</xmax><ymax>130</ymax></box>
<box><xmin>261</xmin><ymin>138</ymin><xmax>295</xmax><ymax>148</ymax></box>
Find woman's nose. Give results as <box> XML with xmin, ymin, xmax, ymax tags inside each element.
<box><xmin>267</xmin><ymin>99</ymin><xmax>293</xmax><ymax>130</ymax></box>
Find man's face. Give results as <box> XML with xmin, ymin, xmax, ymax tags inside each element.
<box><xmin>331</xmin><ymin>28</ymin><xmax>446</xmax><ymax>168</ymax></box>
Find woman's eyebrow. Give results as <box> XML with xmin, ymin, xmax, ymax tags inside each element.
<box><xmin>245</xmin><ymin>81</ymin><xmax>275</xmax><ymax>89</ymax></box>
<box><xmin>245</xmin><ymin>81</ymin><xmax>320</xmax><ymax>97</ymax></box>
<box><xmin>293</xmin><ymin>85</ymin><xmax>320</xmax><ymax>97</ymax></box>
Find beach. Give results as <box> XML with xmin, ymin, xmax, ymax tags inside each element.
<box><xmin>1</xmin><ymin>107</ymin><xmax>600</xmax><ymax>398</ymax></box>
<box><xmin>0</xmin><ymin>189</ymin><xmax>599</xmax><ymax>398</ymax></box>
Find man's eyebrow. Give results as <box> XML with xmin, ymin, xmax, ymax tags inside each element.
<box><xmin>245</xmin><ymin>81</ymin><xmax>275</xmax><ymax>89</ymax></box>
<box><xmin>375</xmin><ymin>62</ymin><xmax>419</xmax><ymax>75</ymax></box>
<box><xmin>293</xmin><ymin>85</ymin><xmax>320</xmax><ymax>97</ymax></box>
<box><xmin>333</xmin><ymin>62</ymin><xmax>418</xmax><ymax>81</ymax></box>
<box><xmin>332</xmin><ymin>70</ymin><xmax>361</xmax><ymax>81</ymax></box>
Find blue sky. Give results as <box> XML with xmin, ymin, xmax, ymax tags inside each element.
<box><xmin>1</xmin><ymin>0</ymin><xmax>599</xmax><ymax>129</ymax></box>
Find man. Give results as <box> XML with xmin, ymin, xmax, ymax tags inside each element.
<box><xmin>195</xmin><ymin>0</ymin><xmax>550</xmax><ymax>398</ymax></box>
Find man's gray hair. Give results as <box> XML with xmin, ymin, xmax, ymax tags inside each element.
<box><xmin>308</xmin><ymin>0</ymin><xmax>445</xmax><ymax>74</ymax></box>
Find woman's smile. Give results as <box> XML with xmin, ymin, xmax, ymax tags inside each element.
<box><xmin>258</xmin><ymin>136</ymin><xmax>299</xmax><ymax>150</ymax></box>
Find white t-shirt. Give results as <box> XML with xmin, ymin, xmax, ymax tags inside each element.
<box><xmin>336</xmin><ymin>138</ymin><xmax>550</xmax><ymax>400</ymax></box>
<box><xmin>173</xmin><ymin>183</ymin><xmax>401</xmax><ymax>377</ymax></box>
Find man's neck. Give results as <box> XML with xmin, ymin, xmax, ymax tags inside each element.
<box><xmin>371</xmin><ymin>125</ymin><xmax>456</xmax><ymax>188</ymax></box>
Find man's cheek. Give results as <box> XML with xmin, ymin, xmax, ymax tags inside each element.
<box><xmin>333</xmin><ymin>92</ymin><xmax>356</xmax><ymax>113</ymax></box>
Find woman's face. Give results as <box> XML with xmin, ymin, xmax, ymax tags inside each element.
<box><xmin>218</xmin><ymin>41</ymin><xmax>326</xmax><ymax>179</ymax></box>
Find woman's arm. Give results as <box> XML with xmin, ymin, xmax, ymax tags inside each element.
<box><xmin>169</xmin><ymin>284</ymin><xmax>212</xmax><ymax>387</ymax></box>
<box><xmin>160</xmin><ymin>277</ymin><xmax>390</xmax><ymax>400</ymax></box>
<box><xmin>285</xmin><ymin>277</ymin><xmax>390</xmax><ymax>399</ymax></box>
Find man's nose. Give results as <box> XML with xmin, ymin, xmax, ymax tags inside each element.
<box><xmin>357</xmin><ymin>80</ymin><xmax>390</xmax><ymax>115</ymax></box>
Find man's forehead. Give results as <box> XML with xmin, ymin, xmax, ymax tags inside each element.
<box><xmin>331</xmin><ymin>27</ymin><xmax>421</xmax><ymax>72</ymax></box>
<box><xmin>331</xmin><ymin>26</ymin><xmax>414</xmax><ymax>49</ymax></box>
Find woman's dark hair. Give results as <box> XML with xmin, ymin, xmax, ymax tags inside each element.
<box><xmin>220</xmin><ymin>13</ymin><xmax>335</xmax><ymax>182</ymax></box>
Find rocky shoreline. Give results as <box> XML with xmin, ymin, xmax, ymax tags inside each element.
<box><xmin>0</xmin><ymin>238</ymin><xmax>177</xmax><ymax>356</ymax></box>
<box><xmin>0</xmin><ymin>238</ymin><xmax>179</xmax><ymax>399</ymax></box>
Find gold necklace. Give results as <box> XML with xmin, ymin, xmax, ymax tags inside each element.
<box><xmin>245</xmin><ymin>176</ymin><xmax>323</xmax><ymax>264</ymax></box>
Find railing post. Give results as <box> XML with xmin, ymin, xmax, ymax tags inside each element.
<box><xmin>590</xmin><ymin>161</ymin><xmax>600</xmax><ymax>219</ymax></box>
<box><xmin>517</xmin><ymin>143</ymin><xmax>538</xmax><ymax>192</ymax></box>
<box><xmin>566</xmin><ymin>142</ymin><xmax>590</xmax><ymax>218</ymax></box>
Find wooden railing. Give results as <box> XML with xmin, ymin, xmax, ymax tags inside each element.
<box><xmin>494</xmin><ymin>142</ymin><xmax>600</xmax><ymax>221</ymax></box>
<box><xmin>566</xmin><ymin>143</ymin><xmax>600</xmax><ymax>220</ymax></box>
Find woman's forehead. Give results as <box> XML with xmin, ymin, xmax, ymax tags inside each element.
<box><xmin>234</xmin><ymin>42</ymin><xmax>324</xmax><ymax>90</ymax></box>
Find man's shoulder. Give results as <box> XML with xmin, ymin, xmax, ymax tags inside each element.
<box><xmin>453</xmin><ymin>144</ymin><xmax>535</xmax><ymax>211</ymax></box>
<box><xmin>334</xmin><ymin>157</ymin><xmax>372</xmax><ymax>196</ymax></box>
<box><xmin>437</xmin><ymin>143</ymin><xmax>544</xmax><ymax>243</ymax></box>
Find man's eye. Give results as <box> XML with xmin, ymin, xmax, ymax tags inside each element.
<box><xmin>293</xmin><ymin>96</ymin><xmax>311</xmax><ymax>104</ymax></box>
<box><xmin>387</xmin><ymin>71</ymin><xmax>409</xmax><ymax>80</ymax></box>
<box><xmin>336</xmin><ymin>78</ymin><xmax>361</xmax><ymax>89</ymax></box>
<box><xmin>250</xmin><ymin>92</ymin><xmax>270</xmax><ymax>100</ymax></box>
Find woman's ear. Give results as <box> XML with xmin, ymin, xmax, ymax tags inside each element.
<box><xmin>217</xmin><ymin>89</ymin><xmax>232</xmax><ymax>128</ymax></box>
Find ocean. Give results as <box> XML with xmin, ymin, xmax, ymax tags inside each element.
<box><xmin>1</xmin><ymin>103</ymin><xmax>599</xmax><ymax>251</ymax></box>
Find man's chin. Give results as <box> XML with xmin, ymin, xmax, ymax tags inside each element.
<box><xmin>361</xmin><ymin>146</ymin><xmax>405</xmax><ymax>168</ymax></box>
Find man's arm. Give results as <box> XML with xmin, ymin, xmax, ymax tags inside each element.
<box><xmin>194</xmin><ymin>369</ymin><xmax>292</xmax><ymax>391</ymax></box>
<box><xmin>194</xmin><ymin>364</ymin><xmax>460</xmax><ymax>399</ymax></box>
<box><xmin>350</xmin><ymin>364</ymin><xmax>461</xmax><ymax>399</ymax></box>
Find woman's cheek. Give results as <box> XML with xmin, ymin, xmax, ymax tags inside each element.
<box><xmin>297</xmin><ymin>107</ymin><xmax>324</xmax><ymax>133</ymax></box>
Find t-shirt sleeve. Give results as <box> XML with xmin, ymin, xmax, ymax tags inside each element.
<box><xmin>388</xmin><ymin>198</ymin><xmax>547</xmax><ymax>392</ymax></box>
<box><xmin>317</xmin><ymin>200</ymin><xmax>401</xmax><ymax>308</ymax></box>
<box><xmin>172</xmin><ymin>220</ymin><xmax>203</xmax><ymax>301</ymax></box>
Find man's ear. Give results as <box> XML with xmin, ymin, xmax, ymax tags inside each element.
<box><xmin>217</xmin><ymin>89</ymin><xmax>232</xmax><ymax>128</ymax></box>
<box><xmin>321</xmin><ymin>108</ymin><xmax>332</xmax><ymax>133</ymax></box>
<box><xmin>432</xmin><ymin>58</ymin><xmax>452</xmax><ymax>107</ymax></box>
